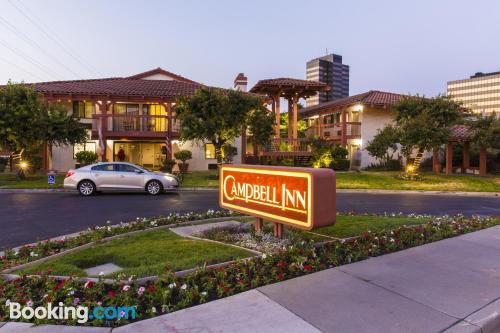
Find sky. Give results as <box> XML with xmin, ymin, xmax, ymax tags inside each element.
<box><xmin>0</xmin><ymin>0</ymin><xmax>499</xmax><ymax>97</ymax></box>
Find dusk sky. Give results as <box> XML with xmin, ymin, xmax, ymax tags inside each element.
<box><xmin>0</xmin><ymin>0</ymin><xmax>499</xmax><ymax>97</ymax></box>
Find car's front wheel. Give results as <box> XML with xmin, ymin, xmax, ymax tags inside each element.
<box><xmin>146</xmin><ymin>180</ymin><xmax>162</xmax><ymax>195</ymax></box>
<box><xmin>78</xmin><ymin>180</ymin><xmax>96</xmax><ymax>196</ymax></box>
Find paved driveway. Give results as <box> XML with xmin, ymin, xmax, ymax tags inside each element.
<box><xmin>0</xmin><ymin>191</ymin><xmax>498</xmax><ymax>249</ymax></box>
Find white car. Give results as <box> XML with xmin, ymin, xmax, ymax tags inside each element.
<box><xmin>64</xmin><ymin>162</ymin><xmax>179</xmax><ymax>196</ymax></box>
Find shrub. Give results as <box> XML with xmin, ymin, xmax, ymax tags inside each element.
<box><xmin>310</xmin><ymin>138</ymin><xmax>333</xmax><ymax>168</ymax></box>
<box><xmin>365</xmin><ymin>159</ymin><xmax>402</xmax><ymax>171</ymax></box>
<box><xmin>331</xmin><ymin>159</ymin><xmax>350</xmax><ymax>171</ymax></box>
<box><xmin>75</xmin><ymin>151</ymin><xmax>98</xmax><ymax>166</ymax></box>
<box><xmin>0</xmin><ymin>157</ymin><xmax>8</xmax><ymax>172</ymax></box>
<box><xmin>222</xmin><ymin>145</ymin><xmax>238</xmax><ymax>164</ymax></box>
<box><xmin>174</xmin><ymin>150</ymin><xmax>192</xmax><ymax>173</ymax></box>
<box><xmin>332</xmin><ymin>145</ymin><xmax>348</xmax><ymax>160</ymax></box>
<box><xmin>161</xmin><ymin>159</ymin><xmax>176</xmax><ymax>173</ymax></box>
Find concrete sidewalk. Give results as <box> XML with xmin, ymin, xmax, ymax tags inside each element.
<box><xmin>114</xmin><ymin>226</ymin><xmax>500</xmax><ymax>333</ymax></box>
<box><xmin>3</xmin><ymin>226</ymin><xmax>500</xmax><ymax>332</ymax></box>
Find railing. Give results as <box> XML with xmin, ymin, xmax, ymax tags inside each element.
<box><xmin>92</xmin><ymin>114</ymin><xmax>180</xmax><ymax>133</ymax></box>
<box><xmin>307</xmin><ymin>122</ymin><xmax>361</xmax><ymax>139</ymax></box>
<box><xmin>263</xmin><ymin>138</ymin><xmax>312</xmax><ymax>153</ymax></box>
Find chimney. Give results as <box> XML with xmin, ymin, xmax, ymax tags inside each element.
<box><xmin>234</xmin><ymin>73</ymin><xmax>248</xmax><ymax>92</ymax></box>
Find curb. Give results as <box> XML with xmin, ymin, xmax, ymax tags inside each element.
<box><xmin>0</xmin><ymin>187</ymin><xmax>497</xmax><ymax>196</ymax></box>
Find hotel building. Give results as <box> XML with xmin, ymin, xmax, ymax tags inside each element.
<box><xmin>447</xmin><ymin>71</ymin><xmax>500</xmax><ymax>115</ymax></box>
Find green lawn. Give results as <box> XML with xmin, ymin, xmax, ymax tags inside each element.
<box><xmin>181</xmin><ymin>171</ymin><xmax>220</xmax><ymax>187</ymax></box>
<box><xmin>1</xmin><ymin>170</ymin><xmax>498</xmax><ymax>192</ymax></box>
<box><xmin>312</xmin><ymin>215</ymin><xmax>428</xmax><ymax>238</ymax></box>
<box><xmin>234</xmin><ymin>214</ymin><xmax>428</xmax><ymax>240</ymax></box>
<box><xmin>178</xmin><ymin>170</ymin><xmax>499</xmax><ymax>193</ymax></box>
<box><xmin>0</xmin><ymin>172</ymin><xmax>64</xmax><ymax>189</ymax></box>
<box><xmin>20</xmin><ymin>229</ymin><xmax>253</xmax><ymax>278</ymax></box>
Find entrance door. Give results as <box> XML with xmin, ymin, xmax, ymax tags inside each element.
<box><xmin>141</xmin><ymin>143</ymin><xmax>155</xmax><ymax>168</ymax></box>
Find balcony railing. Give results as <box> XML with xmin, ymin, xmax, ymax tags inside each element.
<box><xmin>307</xmin><ymin>122</ymin><xmax>361</xmax><ymax>139</ymax></box>
<box><xmin>92</xmin><ymin>114</ymin><xmax>181</xmax><ymax>134</ymax></box>
<box><xmin>262</xmin><ymin>138</ymin><xmax>312</xmax><ymax>154</ymax></box>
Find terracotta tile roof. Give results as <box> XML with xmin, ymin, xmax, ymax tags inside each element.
<box><xmin>250</xmin><ymin>78</ymin><xmax>328</xmax><ymax>92</ymax></box>
<box><xmin>300</xmin><ymin>90</ymin><xmax>408</xmax><ymax>116</ymax></box>
<box><xmin>126</xmin><ymin>67</ymin><xmax>198</xmax><ymax>84</ymax></box>
<box><xmin>30</xmin><ymin>77</ymin><xmax>201</xmax><ymax>99</ymax></box>
<box><xmin>450</xmin><ymin>124</ymin><xmax>474</xmax><ymax>140</ymax></box>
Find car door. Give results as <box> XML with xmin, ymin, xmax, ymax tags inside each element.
<box><xmin>114</xmin><ymin>163</ymin><xmax>145</xmax><ymax>190</ymax></box>
<box><xmin>90</xmin><ymin>164</ymin><xmax>117</xmax><ymax>189</ymax></box>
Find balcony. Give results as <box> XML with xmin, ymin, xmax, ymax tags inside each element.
<box><xmin>308</xmin><ymin>122</ymin><xmax>361</xmax><ymax>140</ymax></box>
<box><xmin>91</xmin><ymin>114</ymin><xmax>181</xmax><ymax>139</ymax></box>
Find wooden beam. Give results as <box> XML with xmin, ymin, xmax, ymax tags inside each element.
<box><xmin>479</xmin><ymin>146</ymin><xmax>487</xmax><ymax>176</ymax></box>
<box><xmin>292</xmin><ymin>95</ymin><xmax>298</xmax><ymax>140</ymax></box>
<box><xmin>341</xmin><ymin>108</ymin><xmax>347</xmax><ymax>147</ymax></box>
<box><xmin>445</xmin><ymin>143</ymin><xmax>453</xmax><ymax>175</ymax></box>
<box><xmin>275</xmin><ymin>96</ymin><xmax>281</xmax><ymax>138</ymax></box>
<box><xmin>432</xmin><ymin>148</ymin><xmax>440</xmax><ymax>174</ymax></box>
<box><xmin>462</xmin><ymin>142</ymin><xmax>470</xmax><ymax>172</ymax></box>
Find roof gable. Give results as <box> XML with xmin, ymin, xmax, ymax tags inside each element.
<box><xmin>127</xmin><ymin>67</ymin><xmax>198</xmax><ymax>84</ymax></box>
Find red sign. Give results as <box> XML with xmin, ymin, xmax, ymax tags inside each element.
<box><xmin>220</xmin><ymin>165</ymin><xmax>336</xmax><ymax>230</ymax></box>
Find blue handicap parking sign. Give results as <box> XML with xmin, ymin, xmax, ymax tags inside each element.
<box><xmin>48</xmin><ymin>174</ymin><xmax>56</xmax><ymax>185</ymax></box>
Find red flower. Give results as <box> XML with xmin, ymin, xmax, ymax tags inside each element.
<box><xmin>47</xmin><ymin>296</ymin><xmax>52</xmax><ymax>302</ymax></box>
<box><xmin>147</xmin><ymin>284</ymin><xmax>156</xmax><ymax>293</ymax></box>
<box><xmin>53</xmin><ymin>280</ymin><xmax>65</xmax><ymax>291</ymax></box>
<box><xmin>277</xmin><ymin>272</ymin><xmax>284</xmax><ymax>281</ymax></box>
<box><xmin>107</xmin><ymin>290</ymin><xmax>116</xmax><ymax>298</ymax></box>
<box><xmin>84</xmin><ymin>281</ymin><xmax>94</xmax><ymax>289</ymax></box>
<box><xmin>304</xmin><ymin>265</ymin><xmax>312</xmax><ymax>272</ymax></box>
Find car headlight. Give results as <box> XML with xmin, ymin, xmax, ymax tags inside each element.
<box><xmin>164</xmin><ymin>176</ymin><xmax>176</xmax><ymax>182</ymax></box>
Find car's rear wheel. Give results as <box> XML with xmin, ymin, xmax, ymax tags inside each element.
<box><xmin>146</xmin><ymin>180</ymin><xmax>162</xmax><ymax>195</ymax></box>
<box><xmin>78</xmin><ymin>180</ymin><xmax>96</xmax><ymax>196</ymax></box>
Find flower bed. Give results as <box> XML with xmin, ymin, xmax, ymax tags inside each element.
<box><xmin>1</xmin><ymin>210</ymin><xmax>238</xmax><ymax>271</ymax></box>
<box><xmin>1</xmin><ymin>215</ymin><xmax>498</xmax><ymax>326</ymax></box>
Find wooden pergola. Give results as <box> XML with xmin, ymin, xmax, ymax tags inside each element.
<box><xmin>432</xmin><ymin>124</ymin><xmax>487</xmax><ymax>176</ymax></box>
<box><xmin>250</xmin><ymin>78</ymin><xmax>328</xmax><ymax>140</ymax></box>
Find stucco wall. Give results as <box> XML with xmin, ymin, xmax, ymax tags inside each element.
<box><xmin>358</xmin><ymin>106</ymin><xmax>396</xmax><ymax>168</ymax></box>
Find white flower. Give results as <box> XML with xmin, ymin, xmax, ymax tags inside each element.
<box><xmin>123</xmin><ymin>285</ymin><xmax>130</xmax><ymax>291</ymax></box>
<box><xmin>98</xmin><ymin>272</ymin><xmax>105</xmax><ymax>276</ymax></box>
<box><xmin>168</xmin><ymin>283</ymin><xmax>176</xmax><ymax>289</ymax></box>
<box><xmin>390</xmin><ymin>238</ymin><xmax>395</xmax><ymax>243</ymax></box>
<box><xmin>151</xmin><ymin>306</ymin><xmax>157</xmax><ymax>313</ymax></box>
<box><xmin>181</xmin><ymin>284</ymin><xmax>187</xmax><ymax>290</ymax></box>
<box><xmin>5</xmin><ymin>299</ymin><xmax>11</xmax><ymax>306</ymax></box>
<box><xmin>29</xmin><ymin>251</ymin><xmax>38</xmax><ymax>257</ymax></box>
<box><xmin>261</xmin><ymin>253</ymin><xmax>267</xmax><ymax>259</ymax></box>
<box><xmin>67</xmin><ymin>290</ymin><xmax>75</xmax><ymax>296</ymax></box>
<box><xmin>201</xmin><ymin>291</ymin><xmax>207</xmax><ymax>296</ymax></box>
<box><xmin>107</xmin><ymin>226</ymin><xmax>111</xmax><ymax>232</ymax></box>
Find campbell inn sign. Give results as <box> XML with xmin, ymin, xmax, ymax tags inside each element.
<box><xmin>220</xmin><ymin>165</ymin><xmax>336</xmax><ymax>232</ymax></box>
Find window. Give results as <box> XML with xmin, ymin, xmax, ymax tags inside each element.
<box><xmin>205</xmin><ymin>144</ymin><xmax>215</xmax><ymax>159</ymax></box>
<box><xmin>116</xmin><ymin>164</ymin><xmax>141</xmax><ymax>173</ymax></box>
<box><xmin>73</xmin><ymin>142</ymin><xmax>97</xmax><ymax>159</ymax></box>
<box><xmin>91</xmin><ymin>164</ymin><xmax>114</xmax><ymax>171</ymax></box>
<box><xmin>73</xmin><ymin>101</ymin><xmax>94</xmax><ymax>118</ymax></box>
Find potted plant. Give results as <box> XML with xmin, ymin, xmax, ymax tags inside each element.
<box><xmin>75</xmin><ymin>151</ymin><xmax>98</xmax><ymax>167</ymax></box>
<box><xmin>174</xmin><ymin>150</ymin><xmax>192</xmax><ymax>174</ymax></box>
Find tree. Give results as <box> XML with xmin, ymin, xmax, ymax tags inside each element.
<box><xmin>369</xmin><ymin>95</ymin><xmax>463</xmax><ymax>174</ymax></box>
<box><xmin>366</xmin><ymin>125</ymin><xmax>400</xmax><ymax>163</ymax></box>
<box><xmin>247</xmin><ymin>106</ymin><xmax>275</xmax><ymax>155</ymax></box>
<box><xmin>280</xmin><ymin>112</ymin><xmax>309</xmax><ymax>138</ymax></box>
<box><xmin>174</xmin><ymin>150</ymin><xmax>192</xmax><ymax>173</ymax></box>
<box><xmin>467</xmin><ymin>112</ymin><xmax>500</xmax><ymax>149</ymax></box>
<box><xmin>222</xmin><ymin>144</ymin><xmax>238</xmax><ymax>163</ymax></box>
<box><xmin>176</xmin><ymin>87</ymin><xmax>273</xmax><ymax>172</ymax></box>
<box><xmin>0</xmin><ymin>82</ymin><xmax>87</xmax><ymax>170</ymax></box>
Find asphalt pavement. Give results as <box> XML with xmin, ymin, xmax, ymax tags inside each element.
<box><xmin>0</xmin><ymin>190</ymin><xmax>498</xmax><ymax>250</ymax></box>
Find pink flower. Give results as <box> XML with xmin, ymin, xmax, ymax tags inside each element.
<box><xmin>26</xmin><ymin>300</ymin><xmax>33</xmax><ymax>307</ymax></box>
<box><xmin>137</xmin><ymin>287</ymin><xmax>145</xmax><ymax>296</ymax></box>
<box><xmin>73</xmin><ymin>298</ymin><xmax>80</xmax><ymax>305</ymax></box>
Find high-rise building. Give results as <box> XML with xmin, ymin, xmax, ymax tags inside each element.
<box><xmin>447</xmin><ymin>71</ymin><xmax>500</xmax><ymax>115</ymax></box>
<box><xmin>306</xmin><ymin>53</ymin><xmax>349</xmax><ymax>106</ymax></box>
